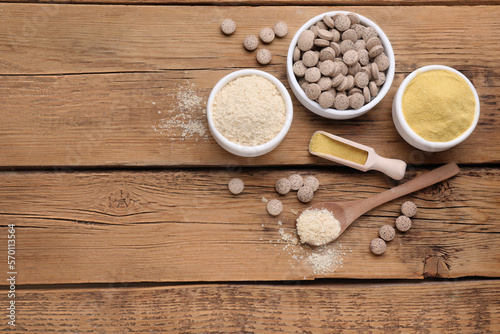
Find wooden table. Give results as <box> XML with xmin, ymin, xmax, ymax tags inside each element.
<box><xmin>1</xmin><ymin>0</ymin><xmax>499</xmax><ymax>332</ymax></box>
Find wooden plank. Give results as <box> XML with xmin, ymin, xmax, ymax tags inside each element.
<box><xmin>1</xmin><ymin>0</ymin><xmax>498</xmax><ymax>6</ymax></box>
<box><xmin>0</xmin><ymin>69</ymin><xmax>498</xmax><ymax>167</ymax></box>
<box><xmin>4</xmin><ymin>280</ymin><xmax>500</xmax><ymax>332</ymax></box>
<box><xmin>0</xmin><ymin>166</ymin><xmax>498</xmax><ymax>284</ymax></box>
<box><xmin>0</xmin><ymin>5</ymin><xmax>498</xmax><ymax>167</ymax></box>
<box><xmin>1</xmin><ymin>5</ymin><xmax>499</xmax><ymax>74</ymax></box>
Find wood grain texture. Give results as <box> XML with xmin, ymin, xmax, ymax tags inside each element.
<box><xmin>0</xmin><ymin>2</ymin><xmax>497</xmax><ymax>331</ymax></box>
<box><xmin>0</xmin><ymin>166</ymin><xmax>498</xmax><ymax>284</ymax></box>
<box><xmin>2</xmin><ymin>5</ymin><xmax>498</xmax><ymax>74</ymax></box>
<box><xmin>0</xmin><ymin>5</ymin><xmax>498</xmax><ymax>167</ymax></box>
<box><xmin>3</xmin><ymin>280</ymin><xmax>499</xmax><ymax>332</ymax></box>
<box><xmin>1</xmin><ymin>0</ymin><xmax>498</xmax><ymax>6</ymax></box>
<box><xmin>0</xmin><ymin>70</ymin><xmax>497</xmax><ymax>168</ymax></box>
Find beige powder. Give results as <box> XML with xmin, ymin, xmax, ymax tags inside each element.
<box><xmin>273</xmin><ymin>220</ymin><xmax>351</xmax><ymax>274</ymax></box>
<box><xmin>296</xmin><ymin>208</ymin><xmax>341</xmax><ymax>246</ymax></box>
<box><xmin>308</xmin><ymin>243</ymin><xmax>349</xmax><ymax>274</ymax></box>
<box><xmin>212</xmin><ymin>75</ymin><xmax>286</xmax><ymax>146</ymax></box>
<box><xmin>153</xmin><ymin>83</ymin><xmax>208</xmax><ymax>141</ymax></box>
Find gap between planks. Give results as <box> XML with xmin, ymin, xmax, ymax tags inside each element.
<box><xmin>12</xmin><ymin>277</ymin><xmax>500</xmax><ymax>291</ymax></box>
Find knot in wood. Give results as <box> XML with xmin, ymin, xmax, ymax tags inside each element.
<box><xmin>108</xmin><ymin>190</ymin><xmax>133</xmax><ymax>211</ymax></box>
<box><xmin>423</xmin><ymin>255</ymin><xmax>450</xmax><ymax>278</ymax></box>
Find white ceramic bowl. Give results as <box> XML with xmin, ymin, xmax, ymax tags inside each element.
<box><xmin>287</xmin><ymin>11</ymin><xmax>395</xmax><ymax>120</ymax></box>
<box><xmin>392</xmin><ymin>65</ymin><xmax>480</xmax><ymax>152</ymax></box>
<box><xmin>207</xmin><ymin>69</ymin><xmax>294</xmax><ymax>157</ymax></box>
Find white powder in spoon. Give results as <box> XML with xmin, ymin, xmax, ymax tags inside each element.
<box><xmin>296</xmin><ymin>208</ymin><xmax>341</xmax><ymax>246</ymax></box>
<box><xmin>211</xmin><ymin>75</ymin><xmax>286</xmax><ymax>146</ymax></box>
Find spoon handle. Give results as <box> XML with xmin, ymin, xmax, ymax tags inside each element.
<box><xmin>356</xmin><ymin>162</ymin><xmax>460</xmax><ymax>217</ymax></box>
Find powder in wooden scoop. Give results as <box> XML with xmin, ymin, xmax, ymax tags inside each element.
<box><xmin>402</xmin><ymin>70</ymin><xmax>476</xmax><ymax>142</ymax></box>
<box><xmin>310</xmin><ymin>132</ymin><xmax>368</xmax><ymax>165</ymax></box>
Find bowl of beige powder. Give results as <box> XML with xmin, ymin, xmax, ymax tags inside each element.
<box><xmin>392</xmin><ymin>65</ymin><xmax>480</xmax><ymax>152</ymax></box>
<box><xmin>207</xmin><ymin>69</ymin><xmax>293</xmax><ymax>157</ymax></box>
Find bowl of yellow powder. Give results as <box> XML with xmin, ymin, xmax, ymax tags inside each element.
<box><xmin>392</xmin><ymin>65</ymin><xmax>480</xmax><ymax>152</ymax></box>
<box><xmin>207</xmin><ymin>69</ymin><xmax>294</xmax><ymax>157</ymax></box>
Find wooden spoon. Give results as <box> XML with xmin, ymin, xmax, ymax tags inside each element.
<box><xmin>301</xmin><ymin>163</ymin><xmax>460</xmax><ymax>245</ymax></box>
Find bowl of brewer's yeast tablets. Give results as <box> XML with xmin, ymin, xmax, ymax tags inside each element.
<box><xmin>392</xmin><ymin>65</ymin><xmax>480</xmax><ymax>152</ymax></box>
<box><xmin>287</xmin><ymin>11</ymin><xmax>395</xmax><ymax>120</ymax></box>
<box><xmin>207</xmin><ymin>69</ymin><xmax>294</xmax><ymax>157</ymax></box>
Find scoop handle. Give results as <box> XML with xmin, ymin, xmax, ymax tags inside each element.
<box><xmin>370</xmin><ymin>155</ymin><xmax>407</xmax><ymax>180</ymax></box>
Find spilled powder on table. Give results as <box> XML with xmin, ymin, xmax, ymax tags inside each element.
<box><xmin>276</xmin><ymin>225</ymin><xmax>303</xmax><ymax>269</ymax></box>
<box><xmin>273</xmin><ymin>220</ymin><xmax>351</xmax><ymax>274</ymax></box>
<box><xmin>153</xmin><ymin>83</ymin><xmax>209</xmax><ymax>141</ymax></box>
<box><xmin>307</xmin><ymin>243</ymin><xmax>351</xmax><ymax>274</ymax></box>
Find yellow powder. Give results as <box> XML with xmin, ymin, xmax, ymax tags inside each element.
<box><xmin>310</xmin><ymin>132</ymin><xmax>368</xmax><ymax>165</ymax></box>
<box><xmin>402</xmin><ymin>70</ymin><xmax>476</xmax><ymax>142</ymax></box>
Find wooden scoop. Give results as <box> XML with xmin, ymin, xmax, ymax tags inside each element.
<box><xmin>309</xmin><ymin>131</ymin><xmax>407</xmax><ymax>180</ymax></box>
<box><xmin>303</xmin><ymin>163</ymin><xmax>460</xmax><ymax>244</ymax></box>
